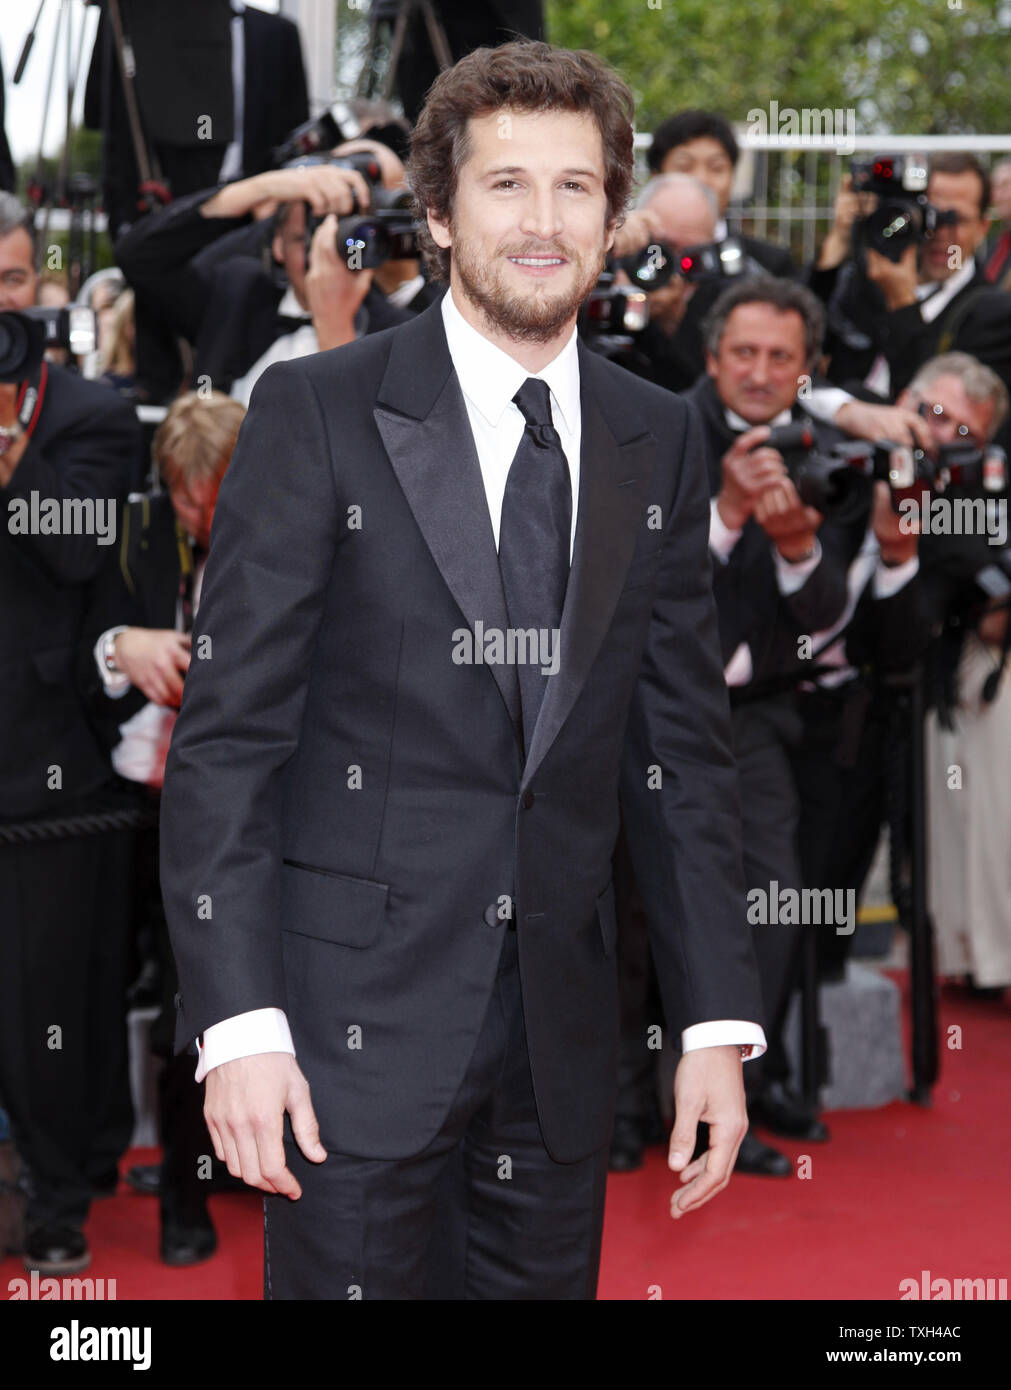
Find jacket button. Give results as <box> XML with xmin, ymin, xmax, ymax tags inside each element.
<box><xmin>520</xmin><ymin>789</ymin><xmax>535</xmax><ymax>810</ymax></box>
<box><xmin>484</xmin><ymin>902</ymin><xmax>499</xmax><ymax>926</ymax></box>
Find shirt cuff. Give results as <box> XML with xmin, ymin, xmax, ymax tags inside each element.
<box><xmin>681</xmin><ymin>1021</ymin><xmax>767</xmax><ymax>1060</ymax></box>
<box><xmin>709</xmin><ymin>496</ymin><xmax>743</xmax><ymax>562</ymax></box>
<box><xmin>93</xmin><ymin>626</ymin><xmax>132</xmax><ymax>697</ymax></box>
<box><xmin>774</xmin><ymin>537</ymin><xmax>822</xmax><ymax>594</ymax></box>
<box><xmin>873</xmin><ymin>553</ymin><xmax>919</xmax><ymax>598</ymax></box>
<box><xmin>194</xmin><ymin>1007</ymin><xmax>295</xmax><ymax>1082</ymax></box>
<box><xmin>806</xmin><ymin>386</ymin><xmax>854</xmax><ymax>423</ymax></box>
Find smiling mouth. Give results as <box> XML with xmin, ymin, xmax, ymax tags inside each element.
<box><xmin>508</xmin><ymin>256</ymin><xmax>566</xmax><ymax>267</ymax></box>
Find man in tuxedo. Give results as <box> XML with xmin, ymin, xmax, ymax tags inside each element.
<box><xmin>160</xmin><ymin>41</ymin><xmax>766</xmax><ymax>1300</ymax></box>
<box><xmin>0</xmin><ymin>195</ymin><xmax>141</xmax><ymax>1273</ymax></box>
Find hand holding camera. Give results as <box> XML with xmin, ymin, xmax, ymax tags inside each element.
<box><xmin>716</xmin><ymin>424</ymin><xmax>788</xmax><ymax>531</ymax></box>
<box><xmin>303</xmin><ymin>214</ymin><xmax>374</xmax><ymax>351</ymax></box>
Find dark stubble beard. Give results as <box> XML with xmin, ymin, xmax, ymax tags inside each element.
<box><xmin>451</xmin><ymin>226</ymin><xmax>607</xmax><ymax>344</ymax></box>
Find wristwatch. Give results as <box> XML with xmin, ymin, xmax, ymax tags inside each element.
<box><xmin>0</xmin><ymin>420</ymin><xmax>24</xmax><ymax>455</ymax></box>
<box><xmin>101</xmin><ymin>626</ymin><xmax>129</xmax><ymax>676</ymax></box>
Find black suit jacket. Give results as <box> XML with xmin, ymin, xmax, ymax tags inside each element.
<box><xmin>1</xmin><ymin>369</ymin><xmax>141</xmax><ymax>819</ymax></box>
<box><xmin>160</xmin><ymin>302</ymin><xmax>763</xmax><ymax>1164</ymax></box>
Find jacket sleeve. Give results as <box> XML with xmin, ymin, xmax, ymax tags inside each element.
<box><xmin>618</xmin><ymin>398</ymin><xmax>764</xmax><ymax>1038</ymax></box>
<box><xmin>159</xmin><ymin>358</ymin><xmax>342</xmax><ymax>1052</ymax></box>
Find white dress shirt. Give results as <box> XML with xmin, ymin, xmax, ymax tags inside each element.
<box><xmin>230</xmin><ymin>288</ymin><xmax>318</xmax><ymax>407</ymax></box>
<box><xmin>196</xmin><ymin>289</ymin><xmax>766</xmax><ymax>1078</ymax></box>
<box><xmin>864</xmin><ymin>259</ymin><xmax>977</xmax><ymax>397</ymax></box>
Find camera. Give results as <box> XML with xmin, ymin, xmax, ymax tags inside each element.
<box><xmin>618</xmin><ymin>236</ymin><xmax>760</xmax><ymax>292</ymax></box>
<box><xmin>288</xmin><ymin>152</ymin><xmax>419</xmax><ymax>269</ymax></box>
<box><xmin>272</xmin><ymin>111</ymin><xmax>346</xmax><ymax>168</ymax></box>
<box><xmin>579</xmin><ymin>271</ymin><xmax>649</xmax><ymax>343</ymax></box>
<box><xmin>0</xmin><ymin>306</ymin><xmax>97</xmax><ymax>382</ymax></box>
<box><xmin>759</xmin><ymin>420</ymin><xmax>1007</xmax><ymax>517</ymax></box>
<box><xmin>849</xmin><ymin>155</ymin><xmax>958</xmax><ymax>263</ymax></box>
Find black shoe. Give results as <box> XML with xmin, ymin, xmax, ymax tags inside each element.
<box><xmin>160</xmin><ymin>1211</ymin><xmax>217</xmax><ymax>1267</ymax></box>
<box><xmin>125</xmin><ymin>1163</ymin><xmax>161</xmax><ymax>1197</ymax></box>
<box><xmin>734</xmin><ymin>1130</ymin><xmax>792</xmax><ymax>1177</ymax></box>
<box><xmin>24</xmin><ymin>1226</ymin><xmax>90</xmax><ymax>1274</ymax></box>
<box><xmin>750</xmin><ymin>1082</ymin><xmax>830</xmax><ymax>1142</ymax></box>
<box><xmin>608</xmin><ymin>1116</ymin><xmax>646</xmax><ymax>1172</ymax></box>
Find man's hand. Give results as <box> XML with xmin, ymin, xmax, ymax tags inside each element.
<box><xmin>753</xmin><ymin>476</ymin><xmax>822</xmax><ymax>560</ymax></box>
<box><xmin>609</xmin><ymin>206</ymin><xmax>666</xmax><ymax>260</ymax></box>
<box><xmin>816</xmin><ymin>173</ymin><xmax>861</xmax><ymax>270</ymax></box>
<box><xmin>113</xmin><ymin>628</ymin><xmax>191</xmax><ymax>707</ymax></box>
<box><xmin>304</xmin><ymin>214</ymin><xmax>374</xmax><ymax>351</ymax></box>
<box><xmin>864</xmin><ymin>243</ymin><xmax>919</xmax><ymax>312</ymax></box>
<box><xmin>204</xmin><ymin>1052</ymin><xmax>326</xmax><ymax>1198</ymax></box>
<box><xmin>871</xmin><ymin>479</ymin><xmax>918</xmax><ymax>566</ymax></box>
<box><xmin>668</xmin><ymin>1045</ymin><xmax>748</xmax><ymax>1218</ymax></box>
<box><xmin>834</xmin><ymin>399</ymin><xmax>934</xmax><ymax>452</ymax></box>
<box><xmin>716</xmin><ymin>425</ymin><xmax>787</xmax><ymax>531</ymax></box>
<box><xmin>200</xmin><ymin>165</ymin><xmax>372</xmax><ymax>224</ymax></box>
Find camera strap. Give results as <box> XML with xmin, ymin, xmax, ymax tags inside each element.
<box><xmin>15</xmin><ymin>361</ymin><xmax>48</xmax><ymax>439</ymax></box>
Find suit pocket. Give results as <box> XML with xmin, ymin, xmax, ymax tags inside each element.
<box><xmin>596</xmin><ymin>879</ymin><xmax>617</xmax><ymax>959</ymax></box>
<box><xmin>281</xmin><ymin>860</ymin><xmax>389</xmax><ymax>950</ymax></box>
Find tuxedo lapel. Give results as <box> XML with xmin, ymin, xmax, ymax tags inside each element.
<box><xmin>374</xmin><ymin>304</ymin><xmax>521</xmax><ymax>729</ymax></box>
<box><xmin>521</xmin><ymin>345</ymin><xmax>656</xmax><ymax>787</ymax></box>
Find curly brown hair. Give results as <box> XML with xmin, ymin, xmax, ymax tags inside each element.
<box><xmin>407</xmin><ymin>40</ymin><xmax>635</xmax><ymax>283</ymax></box>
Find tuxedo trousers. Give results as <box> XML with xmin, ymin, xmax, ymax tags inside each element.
<box><xmin>263</xmin><ymin>926</ymin><xmax>611</xmax><ymax>1300</ymax></box>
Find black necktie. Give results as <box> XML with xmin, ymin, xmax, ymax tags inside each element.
<box><xmin>498</xmin><ymin>377</ymin><xmax>572</xmax><ymax>751</ymax></box>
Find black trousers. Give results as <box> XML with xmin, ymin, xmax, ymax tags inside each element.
<box><xmin>263</xmin><ymin>928</ymin><xmax>610</xmax><ymax>1300</ymax></box>
<box><xmin>0</xmin><ymin>826</ymin><xmax>134</xmax><ymax>1230</ymax></box>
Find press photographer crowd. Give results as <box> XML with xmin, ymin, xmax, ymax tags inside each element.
<box><xmin>0</xmin><ymin>5</ymin><xmax>1009</xmax><ymax>1291</ymax></box>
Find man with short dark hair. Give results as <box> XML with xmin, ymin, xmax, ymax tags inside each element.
<box><xmin>160</xmin><ymin>41</ymin><xmax>766</xmax><ymax>1300</ymax></box>
<box><xmin>648</xmin><ymin>109</ymin><xmax>796</xmax><ymax>278</ymax></box>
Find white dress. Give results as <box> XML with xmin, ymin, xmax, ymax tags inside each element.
<box><xmin>925</xmin><ymin>634</ymin><xmax>1011</xmax><ymax>987</ymax></box>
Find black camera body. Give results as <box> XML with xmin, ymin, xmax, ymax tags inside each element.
<box><xmin>285</xmin><ymin>152</ymin><xmax>418</xmax><ymax>270</ymax></box>
<box><xmin>850</xmin><ymin>155</ymin><xmax>958</xmax><ymax>263</ymax></box>
<box><xmin>619</xmin><ymin>236</ymin><xmax>759</xmax><ymax>293</ymax></box>
<box><xmin>760</xmin><ymin>420</ymin><xmax>1007</xmax><ymax>516</ymax></box>
<box><xmin>0</xmin><ymin>306</ymin><xmax>97</xmax><ymax>382</ymax></box>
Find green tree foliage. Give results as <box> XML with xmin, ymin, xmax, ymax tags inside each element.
<box><xmin>546</xmin><ymin>0</ymin><xmax>1010</xmax><ymax>135</ymax></box>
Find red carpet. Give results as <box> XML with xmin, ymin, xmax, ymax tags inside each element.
<box><xmin>4</xmin><ymin>979</ymin><xmax>1008</xmax><ymax>1301</ymax></box>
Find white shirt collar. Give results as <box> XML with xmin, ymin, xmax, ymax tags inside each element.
<box><xmin>724</xmin><ymin>405</ymin><xmax>793</xmax><ymax>431</ymax></box>
<box><xmin>277</xmin><ymin>286</ymin><xmax>307</xmax><ymax>319</ymax></box>
<box><xmin>915</xmin><ymin>258</ymin><xmax>976</xmax><ymax>322</ymax></box>
<box><xmin>440</xmin><ymin>287</ymin><xmax>580</xmax><ymax>434</ymax></box>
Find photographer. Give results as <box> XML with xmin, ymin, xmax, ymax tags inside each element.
<box><xmin>81</xmin><ymin>391</ymin><xmax>248</xmax><ymax>1266</ymax></box>
<box><xmin>612</xmin><ymin>277</ymin><xmax>849</xmax><ymax>1175</ymax></box>
<box><xmin>811</xmin><ymin>153</ymin><xmax>1011</xmax><ymax>401</ymax></box>
<box><xmin>647</xmin><ymin>109</ymin><xmax>797</xmax><ymax>277</ymax></box>
<box><xmin>0</xmin><ymin>193</ymin><xmax>142</xmax><ymax>1275</ymax></box>
<box><xmin>114</xmin><ymin>143</ymin><xmax>416</xmax><ymax>399</ymax></box>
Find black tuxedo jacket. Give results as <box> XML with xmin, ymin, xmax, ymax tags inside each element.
<box><xmin>160</xmin><ymin>302</ymin><xmax>763</xmax><ymax>1164</ymax></box>
<box><xmin>1</xmin><ymin>369</ymin><xmax>141</xmax><ymax>819</ymax></box>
